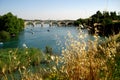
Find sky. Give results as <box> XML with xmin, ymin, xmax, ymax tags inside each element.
<box><xmin>0</xmin><ymin>0</ymin><xmax>120</xmax><ymax>20</ymax></box>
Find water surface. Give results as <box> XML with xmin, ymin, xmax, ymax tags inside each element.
<box><xmin>1</xmin><ymin>24</ymin><xmax>95</xmax><ymax>54</ymax></box>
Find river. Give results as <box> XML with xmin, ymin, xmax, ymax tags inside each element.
<box><xmin>0</xmin><ymin>24</ymin><xmax>96</xmax><ymax>54</ymax></box>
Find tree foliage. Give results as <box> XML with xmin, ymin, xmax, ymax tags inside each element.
<box><xmin>0</xmin><ymin>12</ymin><xmax>24</xmax><ymax>41</ymax></box>
<box><xmin>0</xmin><ymin>12</ymin><xmax>24</xmax><ymax>35</ymax></box>
<box><xmin>74</xmin><ymin>11</ymin><xmax>120</xmax><ymax>36</ymax></box>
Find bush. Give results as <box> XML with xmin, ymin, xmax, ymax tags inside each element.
<box><xmin>0</xmin><ymin>30</ymin><xmax>10</xmax><ymax>41</ymax></box>
<box><xmin>45</xmin><ymin>46</ymin><xmax>53</xmax><ymax>55</ymax></box>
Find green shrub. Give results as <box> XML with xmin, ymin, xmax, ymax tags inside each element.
<box><xmin>0</xmin><ymin>48</ymin><xmax>43</xmax><ymax>78</ymax></box>
<box><xmin>45</xmin><ymin>46</ymin><xmax>53</xmax><ymax>55</ymax></box>
<box><xmin>0</xmin><ymin>30</ymin><xmax>10</xmax><ymax>41</ymax></box>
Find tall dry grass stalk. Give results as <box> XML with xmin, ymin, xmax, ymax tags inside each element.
<box><xmin>58</xmin><ymin>31</ymin><xmax>120</xmax><ymax>80</ymax></box>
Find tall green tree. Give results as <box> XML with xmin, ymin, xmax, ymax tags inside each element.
<box><xmin>0</xmin><ymin>12</ymin><xmax>24</xmax><ymax>41</ymax></box>
<box><xmin>0</xmin><ymin>12</ymin><xmax>24</xmax><ymax>35</ymax></box>
<box><xmin>103</xmin><ymin>11</ymin><xmax>110</xmax><ymax>18</ymax></box>
<box><xmin>96</xmin><ymin>11</ymin><xmax>102</xmax><ymax>22</ymax></box>
<box><xmin>110</xmin><ymin>12</ymin><xmax>117</xmax><ymax>20</ymax></box>
<box><xmin>91</xmin><ymin>11</ymin><xmax>103</xmax><ymax>23</ymax></box>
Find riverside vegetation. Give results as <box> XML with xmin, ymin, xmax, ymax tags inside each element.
<box><xmin>0</xmin><ymin>31</ymin><xmax>120</xmax><ymax>80</ymax></box>
<box><xmin>74</xmin><ymin>11</ymin><xmax>120</xmax><ymax>36</ymax></box>
<box><xmin>0</xmin><ymin>12</ymin><xmax>24</xmax><ymax>41</ymax></box>
<box><xmin>0</xmin><ymin>12</ymin><xmax>120</xmax><ymax>80</ymax></box>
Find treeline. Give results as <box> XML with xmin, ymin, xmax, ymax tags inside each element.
<box><xmin>0</xmin><ymin>12</ymin><xmax>24</xmax><ymax>41</ymax></box>
<box><xmin>74</xmin><ymin>11</ymin><xmax>120</xmax><ymax>36</ymax></box>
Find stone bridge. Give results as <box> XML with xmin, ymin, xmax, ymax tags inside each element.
<box><xmin>24</xmin><ymin>20</ymin><xmax>75</xmax><ymax>27</ymax></box>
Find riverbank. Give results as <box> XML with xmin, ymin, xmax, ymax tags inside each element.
<box><xmin>0</xmin><ymin>32</ymin><xmax>120</xmax><ymax>80</ymax></box>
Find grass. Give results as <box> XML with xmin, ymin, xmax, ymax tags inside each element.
<box><xmin>0</xmin><ymin>32</ymin><xmax>120</xmax><ymax>80</ymax></box>
<box><xmin>0</xmin><ymin>48</ymin><xmax>44</xmax><ymax>79</ymax></box>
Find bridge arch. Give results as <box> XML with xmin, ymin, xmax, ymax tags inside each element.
<box><xmin>24</xmin><ymin>20</ymin><xmax>75</xmax><ymax>27</ymax></box>
<box><xmin>24</xmin><ymin>21</ymin><xmax>35</xmax><ymax>26</ymax></box>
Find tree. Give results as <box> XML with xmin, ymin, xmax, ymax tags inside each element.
<box><xmin>110</xmin><ymin>12</ymin><xmax>117</xmax><ymax>20</ymax></box>
<box><xmin>0</xmin><ymin>12</ymin><xmax>24</xmax><ymax>41</ymax></box>
<box><xmin>103</xmin><ymin>11</ymin><xmax>110</xmax><ymax>18</ymax></box>
<box><xmin>74</xmin><ymin>18</ymin><xmax>87</xmax><ymax>26</ymax></box>
<box><xmin>96</xmin><ymin>11</ymin><xmax>102</xmax><ymax>17</ymax></box>
<box><xmin>96</xmin><ymin>11</ymin><xmax>103</xmax><ymax>22</ymax></box>
<box><xmin>91</xmin><ymin>11</ymin><xmax>103</xmax><ymax>23</ymax></box>
<box><xmin>74</xmin><ymin>21</ymin><xmax>80</xmax><ymax>26</ymax></box>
